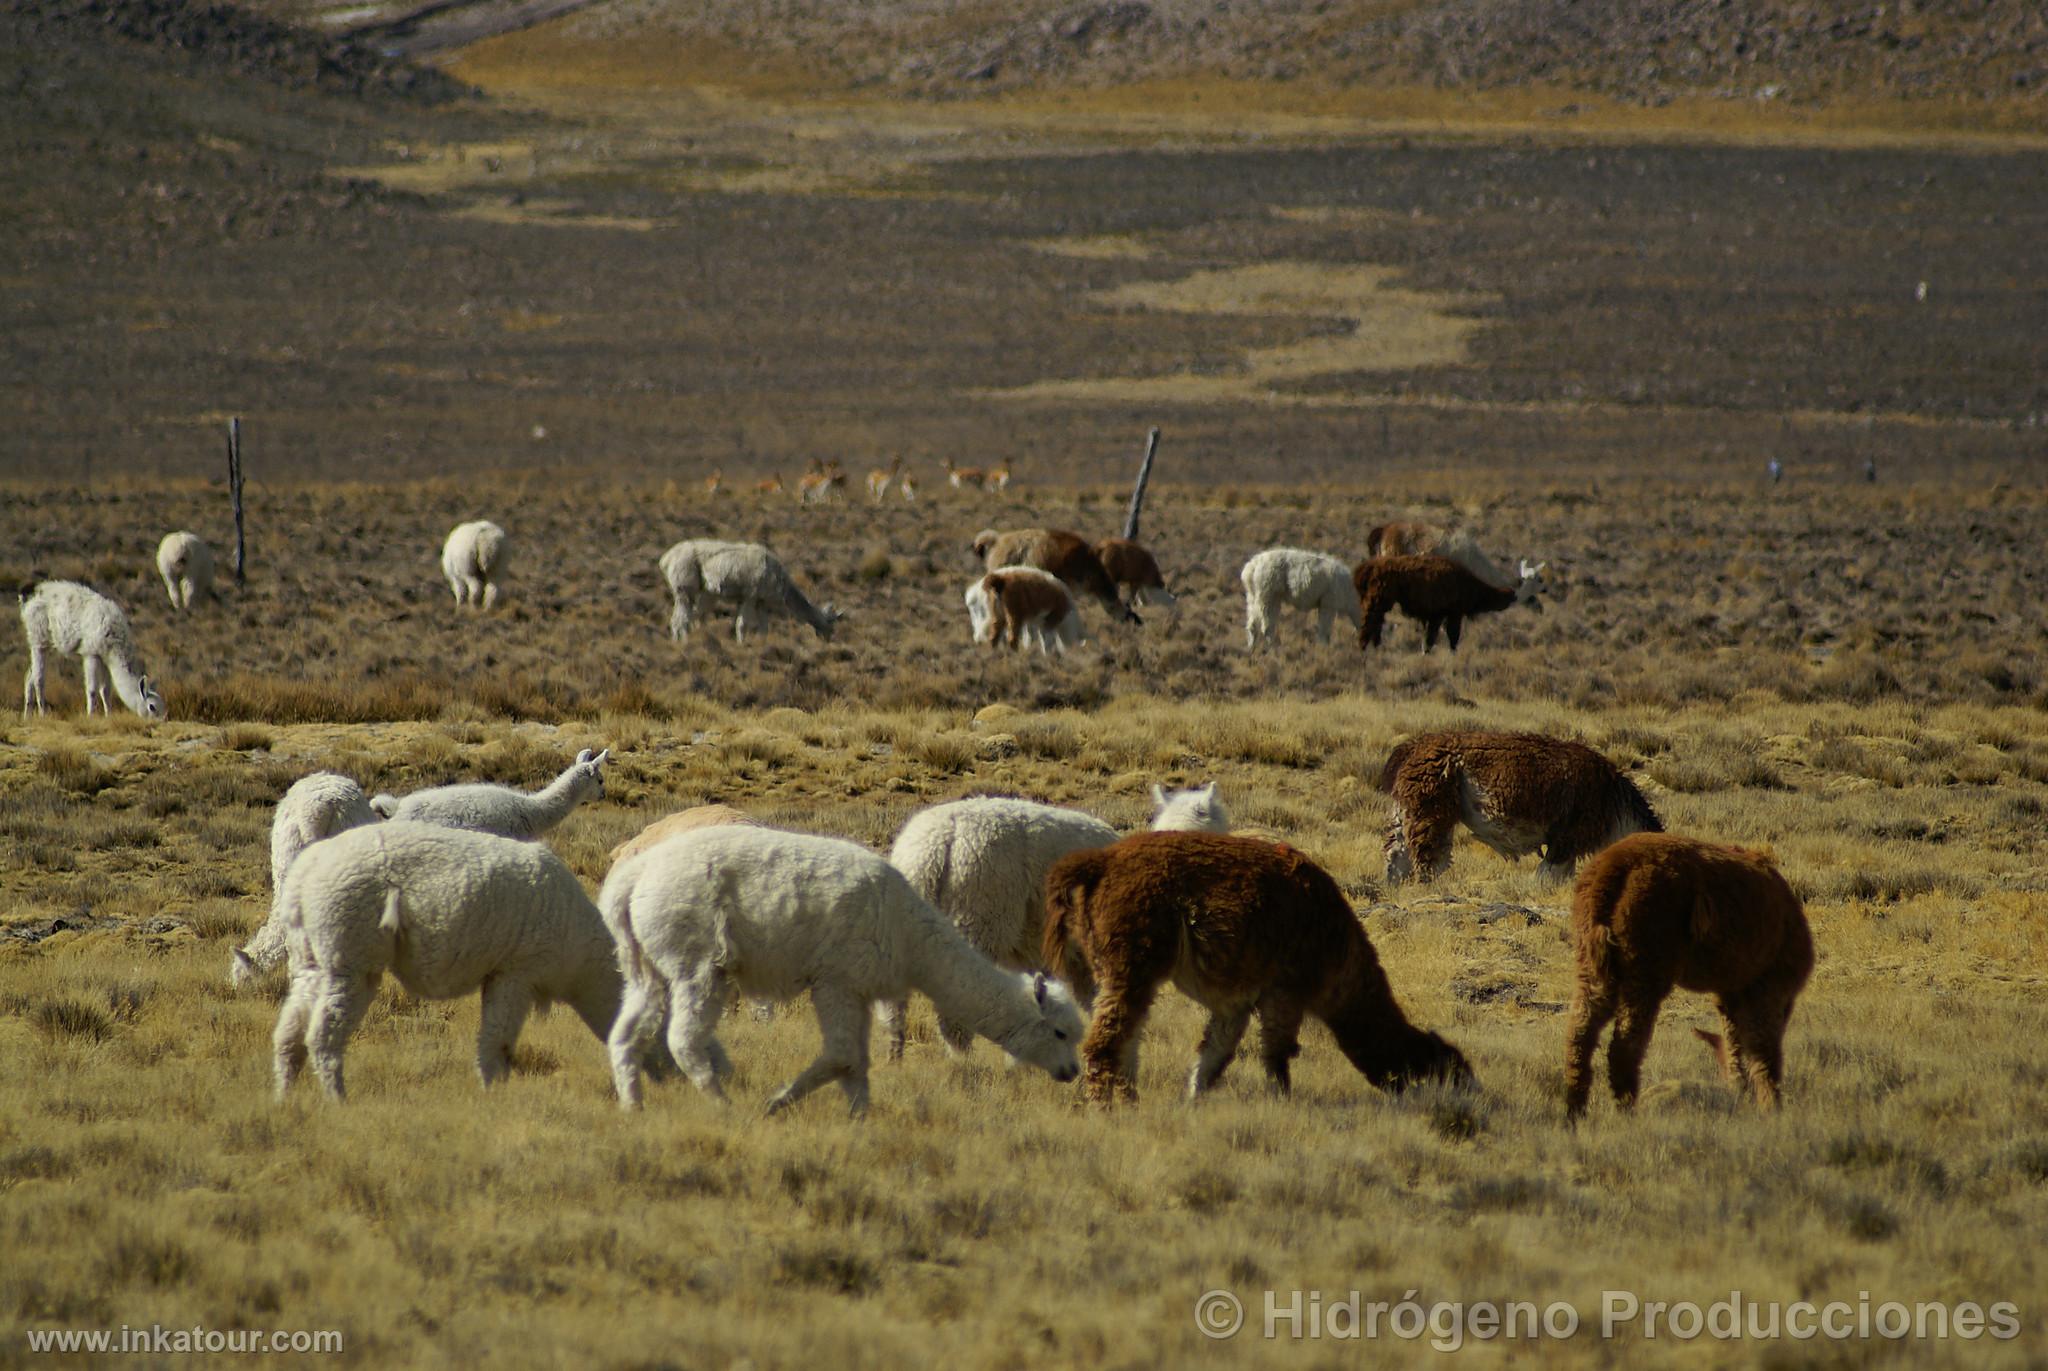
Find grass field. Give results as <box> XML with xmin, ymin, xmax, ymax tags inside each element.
<box><xmin>4</xmin><ymin>7</ymin><xmax>2048</xmax><ymax>1366</ymax></box>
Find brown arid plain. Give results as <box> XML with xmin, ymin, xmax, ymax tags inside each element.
<box><xmin>4</xmin><ymin>2</ymin><xmax>2048</xmax><ymax>1366</ymax></box>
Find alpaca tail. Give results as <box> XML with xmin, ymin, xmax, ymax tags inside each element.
<box><xmin>369</xmin><ymin>794</ymin><xmax>400</xmax><ymax>819</ymax></box>
<box><xmin>379</xmin><ymin>888</ymin><xmax>405</xmax><ymax>937</ymax></box>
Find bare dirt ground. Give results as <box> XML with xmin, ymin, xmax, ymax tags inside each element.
<box><xmin>3</xmin><ymin>5</ymin><xmax>2047</xmax><ymax>1367</ymax></box>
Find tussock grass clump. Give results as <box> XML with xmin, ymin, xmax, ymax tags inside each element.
<box><xmin>35</xmin><ymin>745</ymin><xmax>110</xmax><ymax>795</ymax></box>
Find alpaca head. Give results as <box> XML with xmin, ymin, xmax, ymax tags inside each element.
<box><xmin>1514</xmin><ymin>559</ymin><xmax>1548</xmax><ymax>613</ymax></box>
<box><xmin>813</xmin><ymin>606</ymin><xmax>846</xmax><ymax>641</ymax></box>
<box><xmin>133</xmin><ymin>674</ymin><xmax>167</xmax><ymax>721</ymax></box>
<box><xmin>369</xmin><ymin>794</ymin><xmax>400</xmax><ymax>818</ymax></box>
<box><xmin>999</xmin><ymin>972</ymin><xmax>1084</xmax><ymax>1083</ymax></box>
<box><xmin>1384</xmin><ymin>1029</ymin><xmax>1475</xmax><ymax>1092</ymax></box>
<box><xmin>569</xmin><ymin>748</ymin><xmax>610</xmax><ymax>801</ymax></box>
<box><xmin>1149</xmin><ymin>782</ymin><xmax>1230</xmax><ymax>834</ymax></box>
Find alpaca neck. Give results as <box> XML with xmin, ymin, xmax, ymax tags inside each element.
<box><xmin>525</xmin><ymin>770</ymin><xmax>590</xmax><ymax>828</ymax></box>
<box><xmin>103</xmin><ymin>649</ymin><xmax>153</xmax><ymax>716</ymax></box>
<box><xmin>780</xmin><ymin>580</ymin><xmax>829</xmax><ymax>634</ymax></box>
<box><xmin>1317</xmin><ymin>934</ymin><xmax>1437</xmax><ymax>1088</ymax></box>
<box><xmin>901</xmin><ymin>908</ymin><xmax>1036</xmax><ymax>1048</ymax></box>
<box><xmin>1478</xmin><ymin>580</ymin><xmax>1517</xmax><ymax>613</ymax></box>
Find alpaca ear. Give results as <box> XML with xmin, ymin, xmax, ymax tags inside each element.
<box><xmin>1032</xmin><ymin>972</ymin><xmax>1048</xmax><ymax>1006</ymax></box>
<box><xmin>592</xmin><ymin>749</ymin><xmax>611</xmax><ymax>766</ymax></box>
<box><xmin>576</xmin><ymin>748</ymin><xmax>596</xmax><ymax>765</ymax></box>
<box><xmin>1198</xmin><ymin>782</ymin><xmax>1216</xmax><ymax>801</ymax></box>
<box><xmin>1151</xmin><ymin>783</ymin><xmax>1167</xmax><ymax>805</ymax></box>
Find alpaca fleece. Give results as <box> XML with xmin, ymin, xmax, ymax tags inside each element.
<box><xmin>231</xmin><ymin>772</ymin><xmax>383</xmax><ymax>987</ymax></box>
<box><xmin>271</xmin><ymin>822</ymin><xmax>627</xmax><ymax>1100</ymax></box>
<box><xmin>156</xmin><ymin>531</ymin><xmax>214</xmax><ymax>611</ymax></box>
<box><xmin>1365</xmin><ymin>523</ymin><xmax>1512</xmax><ymax>590</ymax></box>
<box><xmin>966</xmin><ymin>566</ymin><xmax>1083</xmax><ymax>654</ymax></box>
<box><xmin>1042</xmin><ymin>832</ymin><xmax>1471</xmax><ymax>1105</ymax></box>
<box><xmin>600</xmin><ymin>825</ymin><xmax>1084</xmax><ymax>1116</ymax></box>
<box><xmin>1378</xmin><ymin>731</ymin><xmax>1660</xmax><ymax>884</ymax></box>
<box><xmin>442</xmin><ymin>520</ymin><xmax>507</xmax><ymax>609</ymax></box>
<box><xmin>372</xmin><ymin>748</ymin><xmax>608</xmax><ymax>838</ymax></box>
<box><xmin>1565</xmin><ymin>833</ymin><xmax>1813</xmax><ymax>1118</ymax></box>
<box><xmin>1094</xmin><ymin>537</ymin><xmax>1177</xmax><ymax>612</ymax></box>
<box><xmin>19</xmin><ymin>580</ymin><xmax>165</xmax><ymax>720</ymax></box>
<box><xmin>608</xmin><ymin>803</ymin><xmax>761</xmax><ymax>865</ymax></box>
<box><xmin>1239</xmin><ymin>548</ymin><xmax>1361</xmax><ymax>649</ymax></box>
<box><xmin>972</xmin><ymin>528</ymin><xmax>1137</xmax><ymax>623</ymax></box>
<box><xmin>659</xmin><ymin>539</ymin><xmax>842</xmax><ymax>642</ymax></box>
<box><xmin>1355</xmin><ymin>554</ymin><xmax>1540</xmax><ymax>652</ymax></box>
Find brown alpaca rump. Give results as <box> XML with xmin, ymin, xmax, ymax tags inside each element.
<box><xmin>1564</xmin><ymin>833</ymin><xmax>1813</xmax><ymax>1120</ymax></box>
<box><xmin>1378</xmin><ymin>731</ymin><xmax>1661</xmax><ymax>885</ymax></box>
<box><xmin>977</xmin><ymin>569</ymin><xmax>1077</xmax><ymax>651</ymax></box>
<box><xmin>1094</xmin><ymin>537</ymin><xmax>1170</xmax><ymax>598</ymax></box>
<box><xmin>608</xmin><ymin>804</ymin><xmax>761</xmax><ymax>864</ymax></box>
<box><xmin>973</xmin><ymin>528</ymin><xmax>1140</xmax><ymax>623</ymax></box>
<box><xmin>1355</xmin><ymin>554</ymin><xmax>1539</xmax><ymax>653</ymax></box>
<box><xmin>1040</xmin><ymin>831</ymin><xmax>1472</xmax><ymax>1106</ymax></box>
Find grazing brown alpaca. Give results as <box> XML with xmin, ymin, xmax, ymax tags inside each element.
<box><xmin>1042</xmin><ymin>832</ymin><xmax>1472</xmax><ymax>1105</ymax></box>
<box><xmin>973</xmin><ymin>527</ymin><xmax>1140</xmax><ymax>624</ymax></box>
<box><xmin>1377</xmin><ymin>731</ymin><xmax>1660</xmax><ymax>885</ymax></box>
<box><xmin>1564</xmin><ymin>833</ymin><xmax>1813</xmax><ymax>1120</ymax></box>
<box><xmin>1094</xmin><ymin>537</ymin><xmax>1178</xmax><ymax>616</ymax></box>
<box><xmin>969</xmin><ymin>567</ymin><xmax>1082</xmax><ymax>654</ymax></box>
<box><xmin>1355</xmin><ymin>554</ymin><xmax>1546</xmax><ymax>653</ymax></box>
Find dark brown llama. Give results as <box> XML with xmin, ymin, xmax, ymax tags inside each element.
<box><xmin>1565</xmin><ymin>833</ymin><xmax>1813</xmax><ymax>1119</ymax></box>
<box><xmin>1377</xmin><ymin>731</ymin><xmax>1661</xmax><ymax>885</ymax></box>
<box><xmin>1094</xmin><ymin>537</ymin><xmax>1177</xmax><ymax>615</ymax></box>
<box><xmin>1354</xmin><ymin>554</ymin><xmax>1545</xmax><ymax>652</ymax></box>
<box><xmin>973</xmin><ymin>528</ymin><xmax>1139</xmax><ymax>623</ymax></box>
<box><xmin>1041</xmin><ymin>832</ymin><xmax>1472</xmax><ymax>1106</ymax></box>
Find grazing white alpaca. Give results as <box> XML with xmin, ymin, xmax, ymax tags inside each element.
<box><xmin>369</xmin><ymin>748</ymin><xmax>609</xmax><ymax>837</ymax></box>
<box><xmin>965</xmin><ymin>566</ymin><xmax>1084</xmax><ymax>655</ymax></box>
<box><xmin>442</xmin><ymin>520</ymin><xmax>507</xmax><ymax>610</ymax></box>
<box><xmin>19</xmin><ymin>581</ymin><xmax>166</xmax><ymax>720</ymax></box>
<box><xmin>271</xmin><ymin>822</ymin><xmax>630</xmax><ymax>1100</ymax></box>
<box><xmin>879</xmin><ymin>789</ymin><xmax>1233</xmax><ymax>1058</ymax></box>
<box><xmin>1240</xmin><ymin>548</ymin><xmax>1361</xmax><ymax>650</ymax></box>
<box><xmin>600</xmin><ymin>825</ymin><xmax>1085</xmax><ymax>1116</ymax></box>
<box><xmin>658</xmin><ymin>539</ymin><xmax>843</xmax><ymax>643</ymax></box>
<box><xmin>155</xmin><ymin>532</ymin><xmax>214</xmax><ymax>610</ymax></box>
<box><xmin>230</xmin><ymin>772</ymin><xmax>383</xmax><ymax>988</ymax></box>
<box><xmin>1150</xmin><ymin>782</ymin><xmax>1230</xmax><ymax>833</ymax></box>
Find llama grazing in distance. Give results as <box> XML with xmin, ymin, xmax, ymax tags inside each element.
<box><xmin>973</xmin><ymin>528</ymin><xmax>1139</xmax><ymax>624</ymax></box>
<box><xmin>231</xmin><ymin>772</ymin><xmax>384</xmax><ymax>988</ymax></box>
<box><xmin>442</xmin><ymin>520</ymin><xmax>507</xmax><ymax>610</ymax></box>
<box><xmin>1042</xmin><ymin>832</ymin><xmax>1472</xmax><ymax>1105</ymax></box>
<box><xmin>1366</xmin><ymin>522</ymin><xmax>1513</xmax><ymax>590</ymax></box>
<box><xmin>599</xmin><ymin>825</ymin><xmax>1085</xmax><ymax>1116</ymax></box>
<box><xmin>270</xmin><ymin>822</ymin><xmax>643</xmax><ymax>1100</ymax></box>
<box><xmin>658</xmin><ymin>540</ymin><xmax>843</xmax><ymax>643</ymax></box>
<box><xmin>1095</xmin><ymin>537</ymin><xmax>1178</xmax><ymax>617</ymax></box>
<box><xmin>20</xmin><ymin>581</ymin><xmax>166</xmax><ymax>720</ymax></box>
<box><xmin>966</xmin><ymin>567</ymin><xmax>1083</xmax><ymax>654</ymax></box>
<box><xmin>156</xmin><ymin>531</ymin><xmax>214</xmax><ymax>610</ymax></box>
<box><xmin>879</xmin><ymin>788</ymin><xmax>1232</xmax><ymax>1060</ymax></box>
<box><xmin>1565</xmin><ymin>833</ymin><xmax>1813</xmax><ymax>1119</ymax></box>
<box><xmin>1355</xmin><ymin>554</ymin><xmax>1546</xmax><ymax>653</ymax></box>
<box><xmin>1378</xmin><ymin>731</ymin><xmax>1661</xmax><ymax>885</ymax></box>
<box><xmin>370</xmin><ymin>748</ymin><xmax>609</xmax><ymax>838</ymax></box>
<box><xmin>1239</xmin><ymin>548</ymin><xmax>1360</xmax><ymax>650</ymax></box>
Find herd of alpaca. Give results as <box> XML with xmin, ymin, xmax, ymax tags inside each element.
<box><xmin>233</xmin><ymin>714</ymin><xmax>1805</xmax><ymax>1123</ymax></box>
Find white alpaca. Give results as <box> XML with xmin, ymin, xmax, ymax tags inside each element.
<box><xmin>964</xmin><ymin>566</ymin><xmax>1084</xmax><ymax>655</ymax></box>
<box><xmin>600</xmin><ymin>825</ymin><xmax>1085</xmax><ymax>1116</ymax></box>
<box><xmin>1150</xmin><ymin>782</ymin><xmax>1230</xmax><ymax>833</ymax></box>
<box><xmin>878</xmin><ymin>790</ymin><xmax>1233</xmax><ymax>1058</ymax></box>
<box><xmin>1240</xmin><ymin>548</ymin><xmax>1362</xmax><ymax>650</ymax></box>
<box><xmin>155</xmin><ymin>532</ymin><xmax>214</xmax><ymax>611</ymax></box>
<box><xmin>658</xmin><ymin>540</ymin><xmax>843</xmax><ymax>643</ymax></box>
<box><xmin>442</xmin><ymin>520</ymin><xmax>507</xmax><ymax>610</ymax></box>
<box><xmin>19</xmin><ymin>581</ymin><xmax>166</xmax><ymax>720</ymax></box>
<box><xmin>271</xmin><ymin>822</ymin><xmax>630</xmax><ymax>1100</ymax></box>
<box><xmin>369</xmin><ymin>748</ymin><xmax>609</xmax><ymax>837</ymax></box>
<box><xmin>230</xmin><ymin>772</ymin><xmax>383</xmax><ymax>988</ymax></box>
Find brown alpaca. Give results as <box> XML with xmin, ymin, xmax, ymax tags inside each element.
<box><xmin>969</xmin><ymin>567</ymin><xmax>1082</xmax><ymax>654</ymax></box>
<box><xmin>1094</xmin><ymin>537</ymin><xmax>1178</xmax><ymax>615</ymax></box>
<box><xmin>1355</xmin><ymin>554</ymin><xmax>1545</xmax><ymax>652</ymax></box>
<box><xmin>608</xmin><ymin>804</ymin><xmax>761</xmax><ymax>866</ymax></box>
<box><xmin>1041</xmin><ymin>832</ymin><xmax>1472</xmax><ymax>1105</ymax></box>
<box><xmin>973</xmin><ymin>527</ymin><xmax>1139</xmax><ymax>624</ymax></box>
<box><xmin>1377</xmin><ymin>731</ymin><xmax>1661</xmax><ymax>885</ymax></box>
<box><xmin>1565</xmin><ymin>833</ymin><xmax>1813</xmax><ymax>1119</ymax></box>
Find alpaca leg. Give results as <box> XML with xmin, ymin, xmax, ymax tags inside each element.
<box><xmin>306</xmin><ymin>972</ymin><xmax>377</xmax><ymax>1102</ymax></box>
<box><xmin>1605</xmin><ymin>998</ymin><xmax>1661</xmax><ymax>1111</ymax></box>
<box><xmin>934</xmin><ymin>1011</ymin><xmax>976</xmax><ymax>1058</ymax></box>
<box><xmin>663</xmin><ymin>968</ymin><xmax>735</xmax><ymax>1103</ymax></box>
<box><xmin>1403</xmin><ymin>800</ymin><xmax>1460</xmax><ymax>884</ymax></box>
<box><xmin>1444</xmin><ymin>616</ymin><xmax>1463</xmax><ymax>651</ymax></box>
<box><xmin>480</xmin><ymin>579</ymin><xmax>499</xmax><ymax>611</ymax></box>
<box><xmin>475</xmin><ymin>976</ymin><xmax>534</xmax><ymax>1086</ymax></box>
<box><xmin>23</xmin><ymin>643</ymin><xmax>46</xmax><ymax>716</ymax></box>
<box><xmin>765</xmin><ymin>984</ymin><xmax>870</xmax><ymax>1117</ymax></box>
<box><xmin>1721</xmin><ymin>991</ymin><xmax>1794</xmax><ymax>1110</ymax></box>
<box><xmin>1187</xmin><ymin>1006</ymin><xmax>1252</xmax><ymax>1099</ymax></box>
<box><xmin>1383</xmin><ymin>813</ymin><xmax>1416</xmax><ymax>885</ymax></box>
<box><xmin>1562</xmin><ymin>985</ymin><xmax>1617</xmax><ymax>1119</ymax></box>
<box><xmin>83</xmin><ymin>655</ymin><xmax>106</xmax><ymax>715</ymax></box>
<box><xmin>272</xmin><ymin>974</ymin><xmax>318</xmax><ymax>1099</ymax></box>
<box><xmin>1080</xmin><ymin>978</ymin><xmax>1154</xmax><ymax>1106</ymax></box>
<box><xmin>877</xmin><ymin>997</ymin><xmax>909</xmax><ymax>1061</ymax></box>
<box><xmin>608</xmin><ymin>972</ymin><xmax>668</xmax><ymax>1109</ymax></box>
<box><xmin>1423</xmin><ymin>619</ymin><xmax>1441</xmax><ymax>652</ymax></box>
<box><xmin>1254</xmin><ymin>997</ymin><xmax>1306</xmax><ymax>1094</ymax></box>
<box><xmin>669</xmin><ymin>595</ymin><xmax>692</xmax><ymax>640</ymax></box>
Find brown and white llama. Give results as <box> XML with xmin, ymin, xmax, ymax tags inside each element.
<box><xmin>1377</xmin><ymin>731</ymin><xmax>1661</xmax><ymax>885</ymax></box>
<box><xmin>1041</xmin><ymin>832</ymin><xmax>1472</xmax><ymax>1105</ymax></box>
<box><xmin>972</xmin><ymin>528</ymin><xmax>1140</xmax><ymax>624</ymax></box>
<box><xmin>1565</xmin><ymin>833</ymin><xmax>1813</xmax><ymax>1119</ymax></box>
<box><xmin>966</xmin><ymin>567</ymin><xmax>1083</xmax><ymax>654</ymax></box>
<box><xmin>1094</xmin><ymin>537</ymin><xmax>1178</xmax><ymax>617</ymax></box>
<box><xmin>1355</xmin><ymin>554</ymin><xmax>1546</xmax><ymax>653</ymax></box>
